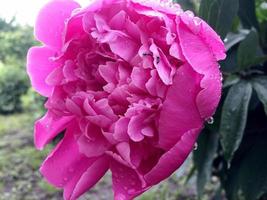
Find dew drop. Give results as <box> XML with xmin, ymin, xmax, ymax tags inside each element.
<box><xmin>115</xmin><ymin>194</ymin><xmax>126</xmax><ymax>200</ymax></box>
<box><xmin>63</xmin><ymin>177</ymin><xmax>68</xmax><ymax>182</ymax></box>
<box><xmin>206</xmin><ymin>117</ymin><xmax>214</xmax><ymax>124</ymax></box>
<box><xmin>128</xmin><ymin>189</ymin><xmax>136</xmax><ymax>194</ymax></box>
<box><xmin>194</xmin><ymin>143</ymin><xmax>198</xmax><ymax>150</ymax></box>
<box><xmin>68</xmin><ymin>168</ymin><xmax>74</xmax><ymax>173</ymax></box>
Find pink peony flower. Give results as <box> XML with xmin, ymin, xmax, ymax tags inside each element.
<box><xmin>27</xmin><ymin>0</ymin><xmax>225</xmax><ymax>199</ymax></box>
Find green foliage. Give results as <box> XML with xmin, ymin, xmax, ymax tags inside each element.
<box><xmin>220</xmin><ymin>81</ymin><xmax>252</xmax><ymax>162</ymax></box>
<box><xmin>199</xmin><ymin>0</ymin><xmax>239</xmax><ymax>38</ymax></box>
<box><xmin>193</xmin><ymin>129</ymin><xmax>219</xmax><ymax>198</ymax></box>
<box><xmin>0</xmin><ymin>18</ymin><xmax>38</xmax><ymax>114</ymax></box>
<box><xmin>190</xmin><ymin>0</ymin><xmax>267</xmax><ymax>199</ymax></box>
<box><xmin>0</xmin><ymin>66</ymin><xmax>28</xmax><ymax>113</ymax></box>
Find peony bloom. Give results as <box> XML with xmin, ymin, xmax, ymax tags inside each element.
<box><xmin>27</xmin><ymin>0</ymin><xmax>225</xmax><ymax>199</ymax></box>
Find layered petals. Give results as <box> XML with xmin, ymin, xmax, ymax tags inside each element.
<box><xmin>178</xmin><ymin>21</ymin><xmax>223</xmax><ymax>119</ymax></box>
<box><xmin>158</xmin><ymin>64</ymin><xmax>202</xmax><ymax>150</ymax></box>
<box><xmin>29</xmin><ymin>0</ymin><xmax>225</xmax><ymax>199</ymax></box>
<box><xmin>34</xmin><ymin>111</ymin><xmax>73</xmax><ymax>150</ymax></box>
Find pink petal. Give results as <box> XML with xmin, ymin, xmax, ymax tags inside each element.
<box><xmin>109</xmin><ymin>10</ymin><xmax>127</xmax><ymax>30</ymax></box>
<box><xmin>178</xmin><ymin>21</ymin><xmax>223</xmax><ymax>119</ymax></box>
<box><xmin>34</xmin><ymin>112</ymin><xmax>73</xmax><ymax>150</ymax></box>
<box><xmin>109</xmin><ymin>36</ymin><xmax>139</xmax><ymax>62</ymax></box>
<box><xmin>114</xmin><ymin>117</ymin><xmax>130</xmax><ymax>142</ymax></box>
<box><xmin>40</xmin><ymin>124</ymin><xmax>109</xmax><ymax>200</ymax></box>
<box><xmin>40</xmin><ymin>125</ymin><xmax>95</xmax><ymax>188</ymax></box>
<box><xmin>150</xmin><ymin>43</ymin><xmax>174</xmax><ymax>85</ymax></box>
<box><xmin>67</xmin><ymin>156</ymin><xmax>109</xmax><ymax>200</ymax></box>
<box><xmin>46</xmin><ymin>67</ymin><xmax>64</xmax><ymax>86</ymax></box>
<box><xmin>27</xmin><ymin>46</ymin><xmax>59</xmax><ymax>97</ymax></box>
<box><xmin>144</xmin><ymin>127</ymin><xmax>201</xmax><ymax>185</ymax></box>
<box><xmin>158</xmin><ymin>64</ymin><xmax>202</xmax><ymax>150</ymax></box>
<box><xmin>110</xmin><ymin>160</ymin><xmax>148</xmax><ymax>200</ymax></box>
<box><xmin>200</xmin><ymin>21</ymin><xmax>226</xmax><ymax>61</ymax></box>
<box><xmin>78</xmin><ymin>123</ymin><xmax>110</xmax><ymax>157</ymax></box>
<box><xmin>128</xmin><ymin>115</ymin><xmax>145</xmax><ymax>142</ymax></box>
<box><xmin>34</xmin><ymin>0</ymin><xmax>80</xmax><ymax>49</ymax></box>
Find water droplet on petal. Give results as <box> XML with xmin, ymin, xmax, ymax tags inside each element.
<box><xmin>194</xmin><ymin>143</ymin><xmax>198</xmax><ymax>150</ymax></box>
<box><xmin>128</xmin><ymin>189</ymin><xmax>136</xmax><ymax>194</ymax></box>
<box><xmin>130</xmin><ymin>181</ymin><xmax>136</xmax><ymax>186</ymax></box>
<box><xmin>115</xmin><ymin>194</ymin><xmax>126</xmax><ymax>200</ymax></box>
<box><xmin>206</xmin><ymin>117</ymin><xmax>214</xmax><ymax>124</ymax></box>
<box><xmin>68</xmin><ymin>168</ymin><xmax>74</xmax><ymax>173</ymax></box>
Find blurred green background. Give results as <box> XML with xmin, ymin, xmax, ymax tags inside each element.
<box><xmin>1</xmin><ymin>0</ymin><xmax>267</xmax><ymax>199</ymax></box>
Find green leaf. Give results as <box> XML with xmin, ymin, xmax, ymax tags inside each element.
<box><xmin>251</xmin><ymin>76</ymin><xmax>267</xmax><ymax>115</ymax></box>
<box><xmin>225</xmin><ymin>135</ymin><xmax>267</xmax><ymax>200</ymax></box>
<box><xmin>174</xmin><ymin>0</ymin><xmax>195</xmax><ymax>11</ymax></box>
<box><xmin>238</xmin><ymin>0</ymin><xmax>259</xmax><ymax>30</ymax></box>
<box><xmin>237</xmin><ymin>29</ymin><xmax>260</xmax><ymax>69</ymax></box>
<box><xmin>225</xmin><ymin>30</ymin><xmax>249</xmax><ymax>51</ymax></box>
<box><xmin>219</xmin><ymin>81</ymin><xmax>252</xmax><ymax>162</ymax></box>
<box><xmin>223</xmin><ymin>75</ymin><xmax>241</xmax><ymax>88</ymax></box>
<box><xmin>193</xmin><ymin>129</ymin><xmax>219</xmax><ymax>198</ymax></box>
<box><xmin>199</xmin><ymin>0</ymin><xmax>239</xmax><ymax>39</ymax></box>
<box><xmin>220</xmin><ymin>48</ymin><xmax>238</xmax><ymax>73</ymax></box>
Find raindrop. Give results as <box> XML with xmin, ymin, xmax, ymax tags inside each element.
<box><xmin>130</xmin><ymin>181</ymin><xmax>136</xmax><ymax>186</ymax></box>
<box><xmin>206</xmin><ymin>117</ymin><xmax>214</xmax><ymax>124</ymax></box>
<box><xmin>128</xmin><ymin>189</ymin><xmax>136</xmax><ymax>194</ymax></box>
<box><xmin>68</xmin><ymin>168</ymin><xmax>74</xmax><ymax>173</ymax></box>
<box><xmin>194</xmin><ymin>143</ymin><xmax>198</xmax><ymax>150</ymax></box>
<box><xmin>224</xmin><ymin>38</ymin><xmax>228</xmax><ymax>42</ymax></box>
<box><xmin>63</xmin><ymin>177</ymin><xmax>68</xmax><ymax>182</ymax></box>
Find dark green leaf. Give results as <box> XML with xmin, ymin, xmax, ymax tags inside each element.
<box><xmin>220</xmin><ymin>81</ymin><xmax>252</xmax><ymax>162</ymax></box>
<box><xmin>223</xmin><ymin>75</ymin><xmax>241</xmax><ymax>88</ymax></box>
<box><xmin>225</xmin><ymin>30</ymin><xmax>249</xmax><ymax>51</ymax></box>
<box><xmin>238</xmin><ymin>0</ymin><xmax>259</xmax><ymax>30</ymax></box>
<box><xmin>199</xmin><ymin>0</ymin><xmax>239</xmax><ymax>39</ymax></box>
<box><xmin>174</xmin><ymin>0</ymin><xmax>195</xmax><ymax>11</ymax></box>
<box><xmin>194</xmin><ymin>130</ymin><xmax>219</xmax><ymax>198</ymax></box>
<box><xmin>251</xmin><ymin>76</ymin><xmax>267</xmax><ymax>115</ymax></box>
<box><xmin>237</xmin><ymin>29</ymin><xmax>260</xmax><ymax>69</ymax></box>
<box><xmin>220</xmin><ymin>48</ymin><xmax>238</xmax><ymax>73</ymax></box>
<box><xmin>225</xmin><ymin>135</ymin><xmax>267</xmax><ymax>200</ymax></box>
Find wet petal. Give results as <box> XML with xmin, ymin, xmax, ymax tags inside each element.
<box><xmin>145</xmin><ymin>127</ymin><xmax>201</xmax><ymax>185</ymax></box>
<box><xmin>158</xmin><ymin>64</ymin><xmax>202</xmax><ymax>150</ymax></box>
<box><xmin>178</xmin><ymin>21</ymin><xmax>223</xmax><ymax>119</ymax></box>
<box><xmin>27</xmin><ymin>46</ymin><xmax>59</xmax><ymax>96</ymax></box>
<box><xmin>35</xmin><ymin>0</ymin><xmax>80</xmax><ymax>49</ymax></box>
<box><xmin>34</xmin><ymin>112</ymin><xmax>73</xmax><ymax>150</ymax></box>
<box><xmin>110</xmin><ymin>160</ymin><xmax>148</xmax><ymax>200</ymax></box>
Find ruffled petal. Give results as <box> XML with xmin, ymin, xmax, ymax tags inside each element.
<box><xmin>66</xmin><ymin>156</ymin><xmax>109</xmax><ymax>200</ymax></box>
<box><xmin>40</xmin><ymin>124</ymin><xmax>109</xmax><ymax>200</ymax></box>
<box><xmin>178</xmin><ymin>21</ymin><xmax>223</xmax><ymax>119</ymax></box>
<box><xmin>34</xmin><ymin>0</ymin><xmax>80</xmax><ymax>49</ymax></box>
<box><xmin>199</xmin><ymin>21</ymin><xmax>226</xmax><ymax>61</ymax></box>
<box><xmin>27</xmin><ymin>46</ymin><xmax>59</xmax><ymax>97</ymax></box>
<box><xmin>144</xmin><ymin>127</ymin><xmax>201</xmax><ymax>185</ymax></box>
<box><xmin>158</xmin><ymin>64</ymin><xmax>202</xmax><ymax>150</ymax></box>
<box><xmin>34</xmin><ymin>112</ymin><xmax>73</xmax><ymax>150</ymax></box>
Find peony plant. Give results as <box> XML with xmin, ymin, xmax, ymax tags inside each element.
<box><xmin>27</xmin><ymin>0</ymin><xmax>225</xmax><ymax>199</ymax></box>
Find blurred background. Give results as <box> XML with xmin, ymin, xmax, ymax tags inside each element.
<box><xmin>0</xmin><ymin>0</ymin><xmax>267</xmax><ymax>200</ymax></box>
